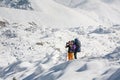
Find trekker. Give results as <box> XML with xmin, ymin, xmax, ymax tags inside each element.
<box><xmin>65</xmin><ymin>40</ymin><xmax>76</xmax><ymax>60</ymax></box>
<box><xmin>74</xmin><ymin>38</ymin><xmax>81</xmax><ymax>59</ymax></box>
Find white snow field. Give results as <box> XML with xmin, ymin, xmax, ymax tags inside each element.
<box><xmin>0</xmin><ymin>0</ymin><xmax>120</xmax><ymax>80</ymax></box>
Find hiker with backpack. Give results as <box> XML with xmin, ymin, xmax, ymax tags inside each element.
<box><xmin>65</xmin><ymin>40</ymin><xmax>76</xmax><ymax>60</ymax></box>
<box><xmin>74</xmin><ymin>38</ymin><xmax>81</xmax><ymax>59</ymax></box>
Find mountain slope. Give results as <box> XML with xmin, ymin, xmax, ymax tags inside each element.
<box><xmin>1</xmin><ymin>0</ymin><xmax>120</xmax><ymax>28</ymax></box>
<box><xmin>0</xmin><ymin>0</ymin><xmax>101</xmax><ymax>28</ymax></box>
<box><xmin>54</xmin><ymin>0</ymin><xmax>120</xmax><ymax>26</ymax></box>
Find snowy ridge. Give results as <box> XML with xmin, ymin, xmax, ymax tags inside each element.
<box><xmin>39</xmin><ymin>60</ymin><xmax>120</xmax><ymax>80</ymax></box>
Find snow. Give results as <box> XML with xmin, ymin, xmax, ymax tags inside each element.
<box><xmin>0</xmin><ymin>0</ymin><xmax>120</xmax><ymax>80</ymax></box>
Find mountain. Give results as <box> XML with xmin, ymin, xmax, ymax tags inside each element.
<box><xmin>0</xmin><ymin>0</ymin><xmax>120</xmax><ymax>80</ymax></box>
<box><xmin>0</xmin><ymin>0</ymin><xmax>101</xmax><ymax>28</ymax></box>
<box><xmin>0</xmin><ymin>0</ymin><xmax>32</xmax><ymax>10</ymax></box>
<box><xmin>54</xmin><ymin>0</ymin><xmax>120</xmax><ymax>26</ymax></box>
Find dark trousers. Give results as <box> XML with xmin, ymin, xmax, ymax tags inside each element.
<box><xmin>74</xmin><ymin>52</ymin><xmax>77</xmax><ymax>59</ymax></box>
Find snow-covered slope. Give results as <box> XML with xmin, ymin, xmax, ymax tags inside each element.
<box><xmin>0</xmin><ymin>0</ymin><xmax>120</xmax><ymax>80</ymax></box>
<box><xmin>0</xmin><ymin>22</ymin><xmax>120</xmax><ymax>80</ymax></box>
<box><xmin>54</xmin><ymin>0</ymin><xmax>120</xmax><ymax>26</ymax></box>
